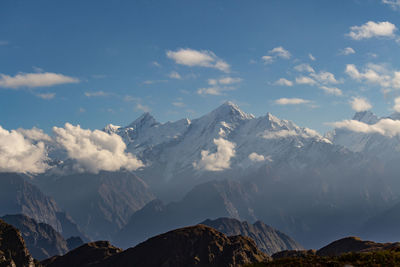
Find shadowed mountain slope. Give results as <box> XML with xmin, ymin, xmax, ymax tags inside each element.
<box><xmin>0</xmin><ymin>172</ymin><xmax>85</xmax><ymax>240</ymax></box>
<box><xmin>1</xmin><ymin>214</ymin><xmax>83</xmax><ymax>260</ymax></box>
<box><xmin>201</xmin><ymin>217</ymin><xmax>303</xmax><ymax>255</ymax></box>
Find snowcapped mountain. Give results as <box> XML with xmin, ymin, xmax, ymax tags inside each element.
<box><xmin>104</xmin><ymin>102</ymin><xmax>344</xmax><ymax>200</ymax></box>
<box><xmin>327</xmin><ymin>110</ymin><xmax>400</xmax><ymax>159</ymax></box>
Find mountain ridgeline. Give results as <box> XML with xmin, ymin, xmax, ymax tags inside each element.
<box><xmin>2</xmin><ymin>102</ymin><xmax>400</xmax><ymax>250</ymax></box>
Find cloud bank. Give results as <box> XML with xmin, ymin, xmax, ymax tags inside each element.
<box><xmin>53</xmin><ymin>123</ymin><xmax>144</xmax><ymax>173</ymax></box>
<box><xmin>0</xmin><ymin>72</ymin><xmax>79</xmax><ymax>89</ymax></box>
<box><xmin>0</xmin><ymin>126</ymin><xmax>49</xmax><ymax>173</ymax></box>
<box><xmin>275</xmin><ymin>98</ymin><xmax>310</xmax><ymax>105</ymax></box>
<box><xmin>166</xmin><ymin>48</ymin><xmax>230</xmax><ymax>72</ymax></box>
<box><xmin>193</xmin><ymin>137</ymin><xmax>236</xmax><ymax>171</ymax></box>
<box><xmin>330</xmin><ymin>119</ymin><xmax>400</xmax><ymax>138</ymax></box>
<box><xmin>348</xmin><ymin>21</ymin><xmax>397</xmax><ymax>40</ymax></box>
<box><xmin>350</xmin><ymin>97</ymin><xmax>372</xmax><ymax>112</ymax></box>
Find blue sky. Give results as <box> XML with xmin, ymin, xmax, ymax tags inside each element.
<box><xmin>1</xmin><ymin>0</ymin><xmax>400</xmax><ymax>133</ymax></box>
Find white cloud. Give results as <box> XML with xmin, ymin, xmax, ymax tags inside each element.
<box><xmin>151</xmin><ymin>61</ymin><xmax>161</xmax><ymax>67</ymax></box>
<box><xmin>53</xmin><ymin>123</ymin><xmax>144</xmax><ymax>173</ymax></box>
<box><xmin>275</xmin><ymin>78</ymin><xmax>293</xmax><ymax>86</ymax></box>
<box><xmin>262</xmin><ymin>46</ymin><xmax>291</xmax><ymax>64</ymax></box>
<box><xmin>169</xmin><ymin>71</ymin><xmax>182</xmax><ymax>79</ymax></box>
<box><xmin>0</xmin><ymin>126</ymin><xmax>49</xmax><ymax>174</ymax></box>
<box><xmin>340</xmin><ymin>47</ymin><xmax>356</xmax><ymax>55</ymax></box>
<box><xmin>330</xmin><ymin>118</ymin><xmax>400</xmax><ymax>138</ymax></box>
<box><xmin>319</xmin><ymin>86</ymin><xmax>343</xmax><ymax>96</ymax></box>
<box><xmin>261</xmin><ymin>128</ymin><xmax>321</xmax><ymax>139</ymax></box>
<box><xmin>135</xmin><ymin>103</ymin><xmax>151</xmax><ymax>113</ymax></box>
<box><xmin>345</xmin><ymin>63</ymin><xmax>400</xmax><ymax>89</ymax></box>
<box><xmin>208</xmin><ymin>77</ymin><xmax>242</xmax><ymax>85</ymax></box>
<box><xmin>36</xmin><ymin>93</ymin><xmax>55</xmax><ymax>100</ymax></box>
<box><xmin>350</xmin><ymin>97</ymin><xmax>372</xmax><ymax>112</ymax></box>
<box><xmin>84</xmin><ymin>91</ymin><xmax>108</xmax><ymax>97</ymax></box>
<box><xmin>198</xmin><ymin>78</ymin><xmax>239</xmax><ymax>95</ymax></box>
<box><xmin>310</xmin><ymin>71</ymin><xmax>339</xmax><ymax>84</ymax></box>
<box><xmin>261</xmin><ymin>55</ymin><xmax>274</xmax><ymax>64</ymax></box>
<box><xmin>193</xmin><ymin>137</ymin><xmax>236</xmax><ymax>171</ymax></box>
<box><xmin>393</xmin><ymin>97</ymin><xmax>400</xmax><ymax>112</ymax></box>
<box><xmin>0</xmin><ymin>72</ymin><xmax>79</xmax><ymax>89</ymax></box>
<box><xmin>197</xmin><ymin>86</ymin><xmax>234</xmax><ymax>96</ymax></box>
<box><xmin>217</xmin><ymin>77</ymin><xmax>242</xmax><ymax>85</ymax></box>
<box><xmin>248</xmin><ymin>152</ymin><xmax>268</xmax><ymax>162</ymax></box>
<box><xmin>296</xmin><ymin>76</ymin><xmax>317</xmax><ymax>85</ymax></box>
<box><xmin>166</xmin><ymin>48</ymin><xmax>230</xmax><ymax>72</ymax></box>
<box><xmin>294</xmin><ymin>64</ymin><xmax>315</xmax><ymax>73</ymax></box>
<box><xmin>348</xmin><ymin>21</ymin><xmax>397</xmax><ymax>40</ymax></box>
<box><xmin>309</xmin><ymin>53</ymin><xmax>316</xmax><ymax>61</ymax></box>
<box><xmin>382</xmin><ymin>0</ymin><xmax>400</xmax><ymax>9</ymax></box>
<box><xmin>274</xmin><ymin>98</ymin><xmax>310</xmax><ymax>105</ymax></box>
<box><xmin>269</xmin><ymin>46</ymin><xmax>291</xmax><ymax>59</ymax></box>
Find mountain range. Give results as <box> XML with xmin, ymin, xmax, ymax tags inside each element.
<box><xmin>2</xmin><ymin>102</ymin><xmax>400</xmax><ymax>248</ymax></box>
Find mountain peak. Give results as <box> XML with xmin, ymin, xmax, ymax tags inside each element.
<box><xmin>209</xmin><ymin>101</ymin><xmax>255</xmax><ymax>122</ymax></box>
<box><xmin>352</xmin><ymin>111</ymin><xmax>379</xmax><ymax>125</ymax></box>
<box><xmin>128</xmin><ymin>112</ymin><xmax>158</xmax><ymax>129</ymax></box>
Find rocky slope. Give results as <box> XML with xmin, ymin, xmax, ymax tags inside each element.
<box><xmin>1</xmin><ymin>214</ymin><xmax>83</xmax><ymax>260</ymax></box>
<box><xmin>0</xmin><ymin>172</ymin><xmax>85</xmax><ymax>240</ymax></box>
<box><xmin>34</xmin><ymin>171</ymin><xmax>155</xmax><ymax>240</ymax></box>
<box><xmin>41</xmin><ymin>241</ymin><xmax>122</xmax><ymax>267</ymax></box>
<box><xmin>0</xmin><ymin>219</ymin><xmax>36</xmax><ymax>267</ymax></box>
<box><xmin>200</xmin><ymin>217</ymin><xmax>303</xmax><ymax>255</ymax></box>
<box><xmin>43</xmin><ymin>225</ymin><xmax>269</xmax><ymax>267</ymax></box>
<box><xmin>107</xmin><ymin>225</ymin><xmax>269</xmax><ymax>267</ymax></box>
<box><xmin>317</xmin><ymin>236</ymin><xmax>400</xmax><ymax>257</ymax></box>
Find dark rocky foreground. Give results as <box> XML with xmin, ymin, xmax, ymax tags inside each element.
<box><xmin>0</xmin><ymin>219</ymin><xmax>36</xmax><ymax>267</ymax></box>
<box><xmin>41</xmin><ymin>225</ymin><xmax>270</xmax><ymax>267</ymax></box>
<box><xmin>3</xmin><ymin>216</ymin><xmax>400</xmax><ymax>267</ymax></box>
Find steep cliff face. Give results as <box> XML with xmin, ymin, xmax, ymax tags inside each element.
<box><xmin>0</xmin><ymin>219</ymin><xmax>36</xmax><ymax>267</ymax></box>
<box><xmin>1</xmin><ymin>214</ymin><xmax>83</xmax><ymax>260</ymax></box>
<box><xmin>34</xmin><ymin>171</ymin><xmax>155</xmax><ymax>241</ymax></box>
<box><xmin>0</xmin><ymin>172</ymin><xmax>85</xmax><ymax>240</ymax></box>
<box><xmin>201</xmin><ymin>217</ymin><xmax>303</xmax><ymax>255</ymax></box>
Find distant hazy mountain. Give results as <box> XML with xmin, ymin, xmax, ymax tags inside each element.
<box><xmin>0</xmin><ymin>172</ymin><xmax>85</xmax><ymax>240</ymax></box>
<box><xmin>200</xmin><ymin>217</ymin><xmax>303</xmax><ymax>255</ymax></box>
<box><xmin>33</xmin><ymin>171</ymin><xmax>155</xmax><ymax>240</ymax></box>
<box><xmin>1</xmin><ymin>214</ymin><xmax>83</xmax><ymax>260</ymax></box>
<box><xmin>360</xmin><ymin>200</ymin><xmax>400</xmax><ymax>243</ymax></box>
<box><xmin>114</xmin><ymin>179</ymin><xmax>258</xmax><ymax>248</ymax></box>
<box><xmin>0</xmin><ymin>218</ymin><xmax>36</xmax><ymax>267</ymax></box>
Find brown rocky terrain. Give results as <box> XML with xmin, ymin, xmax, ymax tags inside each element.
<box><xmin>0</xmin><ymin>219</ymin><xmax>36</xmax><ymax>267</ymax></box>
<box><xmin>42</xmin><ymin>225</ymin><xmax>270</xmax><ymax>267</ymax></box>
<box><xmin>41</xmin><ymin>241</ymin><xmax>122</xmax><ymax>267</ymax></box>
<box><xmin>316</xmin><ymin>236</ymin><xmax>400</xmax><ymax>257</ymax></box>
